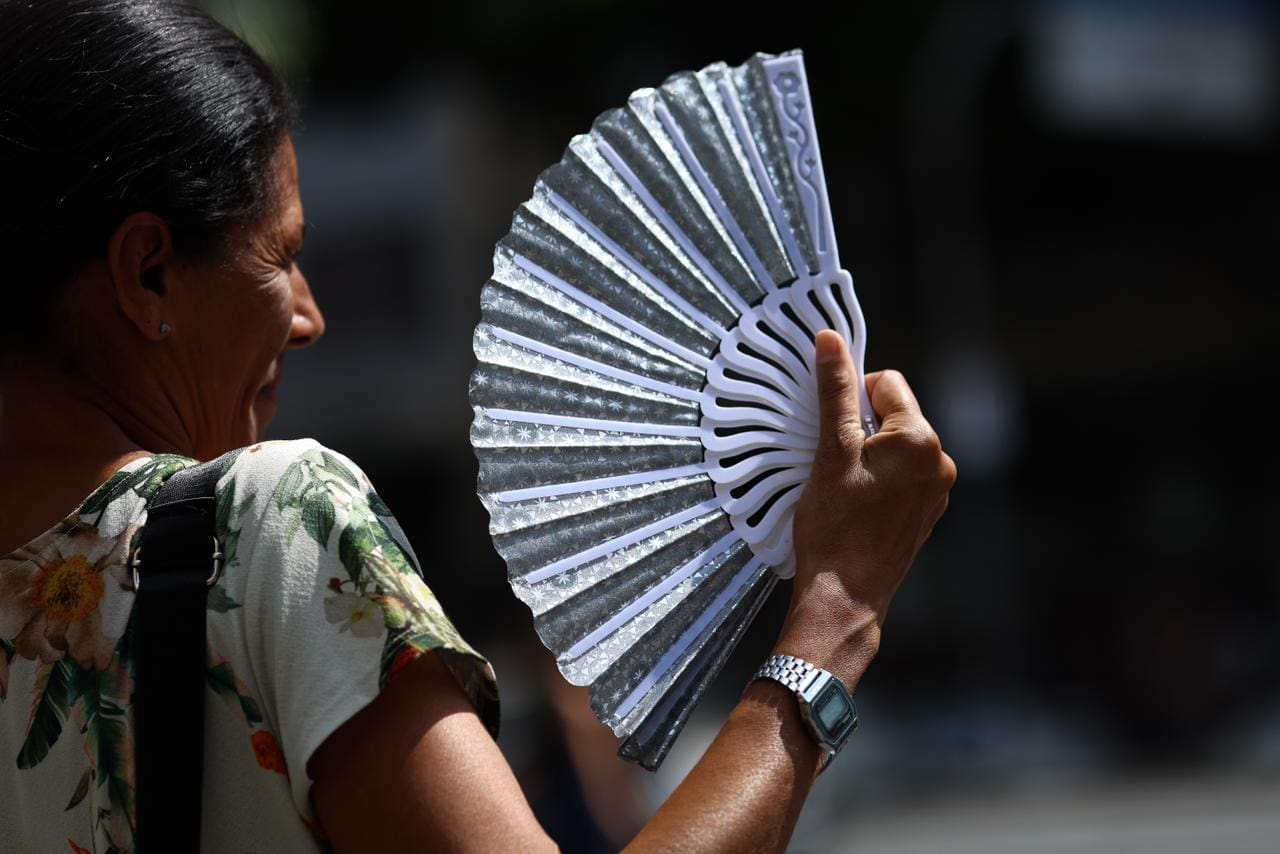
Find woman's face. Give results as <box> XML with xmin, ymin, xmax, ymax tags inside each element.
<box><xmin>166</xmin><ymin>138</ymin><xmax>325</xmax><ymax>454</ymax></box>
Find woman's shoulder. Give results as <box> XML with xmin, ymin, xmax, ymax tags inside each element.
<box><xmin>219</xmin><ymin>439</ymin><xmax>379</xmax><ymax>525</ymax></box>
<box><xmin>204</xmin><ymin>441</ymin><xmax>501</xmax><ymax>834</ymax></box>
<box><xmin>211</xmin><ymin>437</ymin><xmax>502</xmax><ymax>750</ymax></box>
<box><xmin>222</xmin><ymin>438</ymin><xmax>368</xmax><ymax>491</ymax></box>
<box><xmin>215</xmin><ymin>438</ymin><xmax>391</xmax><ymax>580</ymax></box>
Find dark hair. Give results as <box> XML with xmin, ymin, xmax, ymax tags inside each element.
<box><xmin>0</xmin><ymin>0</ymin><xmax>295</xmax><ymax>345</ymax></box>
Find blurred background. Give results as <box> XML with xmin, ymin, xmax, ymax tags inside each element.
<box><xmin>201</xmin><ymin>0</ymin><xmax>1279</xmax><ymax>850</ymax></box>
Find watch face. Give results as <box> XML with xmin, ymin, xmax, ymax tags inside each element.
<box><xmin>813</xmin><ymin>682</ymin><xmax>855</xmax><ymax>736</ymax></box>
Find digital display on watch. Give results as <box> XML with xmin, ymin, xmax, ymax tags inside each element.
<box><xmin>815</xmin><ymin>683</ymin><xmax>854</xmax><ymax>732</ymax></box>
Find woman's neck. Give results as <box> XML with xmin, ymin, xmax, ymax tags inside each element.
<box><xmin>0</xmin><ymin>362</ymin><xmax>178</xmax><ymax>554</ymax></box>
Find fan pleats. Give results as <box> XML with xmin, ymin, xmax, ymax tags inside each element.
<box><xmin>471</xmin><ymin>50</ymin><xmax>873</xmax><ymax>770</ymax></box>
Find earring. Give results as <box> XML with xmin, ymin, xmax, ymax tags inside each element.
<box><xmin>159</xmin><ymin>322</ymin><xmax>171</xmax><ymax>335</ymax></box>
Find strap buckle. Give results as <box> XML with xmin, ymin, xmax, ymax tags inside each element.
<box><xmin>130</xmin><ymin>537</ymin><xmax>225</xmax><ymax>592</ymax></box>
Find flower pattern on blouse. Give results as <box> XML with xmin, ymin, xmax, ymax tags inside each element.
<box><xmin>0</xmin><ymin>442</ymin><xmax>498</xmax><ymax>853</ymax></box>
<box><xmin>0</xmin><ymin>517</ymin><xmax>135</xmax><ymax>670</ymax></box>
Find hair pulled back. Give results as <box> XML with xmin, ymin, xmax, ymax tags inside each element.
<box><xmin>0</xmin><ymin>0</ymin><xmax>294</xmax><ymax>345</ymax></box>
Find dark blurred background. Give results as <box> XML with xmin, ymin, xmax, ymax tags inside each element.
<box><xmin>202</xmin><ymin>0</ymin><xmax>1280</xmax><ymax>850</ymax></box>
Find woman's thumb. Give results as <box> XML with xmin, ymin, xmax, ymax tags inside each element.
<box><xmin>814</xmin><ymin>330</ymin><xmax>864</xmax><ymax>459</ymax></box>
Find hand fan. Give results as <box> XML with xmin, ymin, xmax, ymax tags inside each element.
<box><xmin>469</xmin><ymin>49</ymin><xmax>877</xmax><ymax>770</ymax></box>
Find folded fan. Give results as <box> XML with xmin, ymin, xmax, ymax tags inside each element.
<box><xmin>469</xmin><ymin>49</ymin><xmax>876</xmax><ymax>770</ymax></box>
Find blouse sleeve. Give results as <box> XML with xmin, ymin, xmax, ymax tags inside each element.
<box><xmin>210</xmin><ymin>439</ymin><xmax>499</xmax><ymax>818</ymax></box>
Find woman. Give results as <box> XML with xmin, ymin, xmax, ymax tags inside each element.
<box><xmin>0</xmin><ymin>1</ymin><xmax>955</xmax><ymax>851</ymax></box>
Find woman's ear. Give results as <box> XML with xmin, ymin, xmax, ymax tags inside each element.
<box><xmin>107</xmin><ymin>212</ymin><xmax>176</xmax><ymax>342</ymax></box>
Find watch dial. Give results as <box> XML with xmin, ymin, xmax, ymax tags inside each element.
<box><xmin>816</xmin><ymin>684</ymin><xmax>854</xmax><ymax>732</ymax></box>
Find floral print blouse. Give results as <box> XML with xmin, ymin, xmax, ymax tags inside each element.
<box><xmin>0</xmin><ymin>439</ymin><xmax>499</xmax><ymax>852</ymax></box>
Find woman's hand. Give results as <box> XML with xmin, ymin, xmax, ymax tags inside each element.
<box><xmin>626</xmin><ymin>337</ymin><xmax>954</xmax><ymax>850</ymax></box>
<box><xmin>781</xmin><ymin>330</ymin><xmax>957</xmax><ymax>687</ymax></box>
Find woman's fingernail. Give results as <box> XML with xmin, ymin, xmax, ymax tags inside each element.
<box><xmin>816</xmin><ymin>330</ymin><xmax>842</xmax><ymax>364</ymax></box>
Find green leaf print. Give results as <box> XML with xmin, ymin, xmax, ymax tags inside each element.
<box><xmin>338</xmin><ymin>524</ymin><xmax>367</xmax><ymax>584</ymax></box>
<box><xmin>206</xmin><ymin>662</ymin><xmax>235</xmax><ymax>695</ymax></box>
<box><xmin>17</xmin><ymin>658</ymin><xmax>77</xmax><ymax>769</ymax></box>
<box><xmin>273</xmin><ymin>460</ymin><xmax>306</xmax><ymax>511</ymax></box>
<box><xmin>66</xmin><ymin>767</ymin><xmax>92</xmax><ymax>811</ymax></box>
<box><xmin>284</xmin><ymin>511</ymin><xmax>304</xmax><ymax>546</ymax></box>
<box><xmin>302</xmin><ymin>493</ymin><xmax>336</xmax><ymax>549</ymax></box>
<box><xmin>223</xmin><ymin>528</ymin><xmax>242</xmax><ymax>568</ymax></box>
<box><xmin>234</xmin><ymin>490</ymin><xmax>257</xmax><ymax>520</ymax></box>
<box><xmin>79</xmin><ymin>455</ymin><xmax>192</xmax><ymax>523</ymax></box>
<box><xmin>214</xmin><ymin>476</ymin><xmax>236</xmax><ymax>532</ymax></box>
<box><xmin>375</xmin><ymin>514</ymin><xmax>420</xmax><ymax>577</ymax></box>
<box><xmin>70</xmin><ymin>659</ymin><xmax>140</xmax><ymax>847</ymax></box>
<box><xmin>78</xmin><ymin>470</ymin><xmax>135</xmax><ymax>519</ymax></box>
<box><xmin>367</xmin><ymin>490</ymin><xmax>393</xmax><ymax>518</ymax></box>
<box><xmin>213</xmin><ymin>475</ymin><xmax>255</xmax><ymax>570</ymax></box>
<box><xmin>131</xmin><ymin>457</ymin><xmax>195</xmax><ymax>503</ymax></box>
<box><xmin>216</xmin><ymin>477</ymin><xmax>256</xmax><ymax>532</ymax></box>
<box><xmin>207</xmin><ymin>584</ymin><xmax>242</xmax><ymax>613</ymax></box>
<box><xmin>380</xmin><ymin>596</ymin><xmax>409</xmax><ymax>630</ymax></box>
<box><xmin>238</xmin><ymin>693</ymin><xmax>264</xmax><ymax>726</ymax></box>
<box><xmin>320</xmin><ymin>450</ymin><xmax>360</xmax><ymax>487</ymax></box>
<box><xmin>207</xmin><ymin>662</ymin><xmax>264</xmax><ymax>725</ymax></box>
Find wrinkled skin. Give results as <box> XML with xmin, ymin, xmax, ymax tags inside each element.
<box><xmin>0</xmin><ymin>138</ymin><xmax>324</xmax><ymax>555</ymax></box>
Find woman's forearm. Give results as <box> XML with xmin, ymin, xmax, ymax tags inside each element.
<box><xmin>625</xmin><ymin>587</ymin><xmax>881</xmax><ymax>853</ymax></box>
<box><xmin>624</xmin><ymin>682</ymin><xmax>825</xmax><ymax>853</ymax></box>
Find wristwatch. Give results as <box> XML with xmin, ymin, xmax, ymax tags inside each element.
<box><xmin>752</xmin><ymin>654</ymin><xmax>857</xmax><ymax>773</ymax></box>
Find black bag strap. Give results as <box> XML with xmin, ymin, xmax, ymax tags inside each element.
<box><xmin>132</xmin><ymin>448</ymin><xmax>242</xmax><ymax>852</ymax></box>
